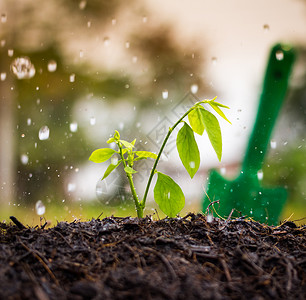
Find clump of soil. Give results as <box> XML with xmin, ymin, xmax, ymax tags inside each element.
<box><xmin>0</xmin><ymin>214</ymin><xmax>305</xmax><ymax>299</ymax></box>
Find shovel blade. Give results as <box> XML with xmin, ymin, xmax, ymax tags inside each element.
<box><xmin>203</xmin><ymin>169</ymin><xmax>287</xmax><ymax>225</ymax></box>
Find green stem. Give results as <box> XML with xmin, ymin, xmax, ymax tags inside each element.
<box><xmin>118</xmin><ymin>143</ymin><xmax>143</xmax><ymax>218</ymax></box>
<box><xmin>141</xmin><ymin>102</ymin><xmax>205</xmax><ymax>208</ymax></box>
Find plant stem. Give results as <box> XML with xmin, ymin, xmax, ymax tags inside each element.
<box><xmin>141</xmin><ymin>103</ymin><xmax>203</xmax><ymax>208</ymax></box>
<box><xmin>118</xmin><ymin>143</ymin><xmax>143</xmax><ymax>218</ymax></box>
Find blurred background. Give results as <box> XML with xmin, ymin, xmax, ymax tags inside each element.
<box><xmin>0</xmin><ymin>0</ymin><xmax>305</xmax><ymax>226</ymax></box>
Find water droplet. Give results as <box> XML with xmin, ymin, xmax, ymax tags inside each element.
<box><xmin>38</xmin><ymin>126</ymin><xmax>50</xmax><ymax>140</ymax></box>
<box><xmin>0</xmin><ymin>72</ymin><xmax>6</xmax><ymax>81</ymax></box>
<box><xmin>111</xmin><ymin>18</ymin><xmax>117</xmax><ymax>25</ymax></box>
<box><xmin>90</xmin><ymin>117</ymin><xmax>96</xmax><ymax>125</ymax></box>
<box><xmin>20</xmin><ymin>154</ymin><xmax>29</xmax><ymax>165</ymax></box>
<box><xmin>11</xmin><ymin>57</ymin><xmax>36</xmax><ymax>79</ymax></box>
<box><xmin>167</xmin><ymin>192</ymin><xmax>171</xmax><ymax>199</ymax></box>
<box><xmin>119</xmin><ymin>122</ymin><xmax>124</xmax><ymax>130</ymax></box>
<box><xmin>69</xmin><ymin>121</ymin><xmax>78</xmax><ymax>132</ymax></box>
<box><xmin>142</xmin><ymin>16</ymin><xmax>148</xmax><ymax>23</ymax></box>
<box><xmin>27</xmin><ymin>118</ymin><xmax>32</xmax><ymax>126</ymax></box>
<box><xmin>211</xmin><ymin>57</ymin><xmax>217</xmax><ymax>65</ymax></box>
<box><xmin>275</xmin><ymin>50</ymin><xmax>284</xmax><ymax>61</ymax></box>
<box><xmin>257</xmin><ymin>170</ymin><xmax>264</xmax><ymax>180</ymax></box>
<box><xmin>207</xmin><ymin>214</ymin><xmax>213</xmax><ymax>223</ymax></box>
<box><xmin>263</xmin><ymin>24</ymin><xmax>270</xmax><ymax>32</ymax></box>
<box><xmin>79</xmin><ymin>0</ymin><xmax>87</xmax><ymax>10</ymax></box>
<box><xmin>87</xmin><ymin>21</ymin><xmax>91</xmax><ymax>28</ymax></box>
<box><xmin>47</xmin><ymin>60</ymin><xmax>57</xmax><ymax>72</ymax></box>
<box><xmin>1</xmin><ymin>13</ymin><xmax>7</xmax><ymax>23</ymax></box>
<box><xmin>189</xmin><ymin>161</ymin><xmax>195</xmax><ymax>169</ymax></box>
<box><xmin>69</xmin><ymin>73</ymin><xmax>75</xmax><ymax>82</ymax></box>
<box><xmin>220</xmin><ymin>167</ymin><xmax>226</xmax><ymax>175</ymax></box>
<box><xmin>270</xmin><ymin>139</ymin><xmax>277</xmax><ymax>149</ymax></box>
<box><xmin>0</xmin><ymin>40</ymin><xmax>6</xmax><ymax>47</ymax></box>
<box><xmin>162</xmin><ymin>89</ymin><xmax>168</xmax><ymax>99</ymax></box>
<box><xmin>132</xmin><ymin>56</ymin><xmax>138</xmax><ymax>63</ymax></box>
<box><xmin>79</xmin><ymin>50</ymin><xmax>84</xmax><ymax>58</ymax></box>
<box><xmin>125</xmin><ymin>41</ymin><xmax>130</xmax><ymax>48</ymax></box>
<box><xmin>190</xmin><ymin>84</ymin><xmax>198</xmax><ymax>94</ymax></box>
<box><xmin>111</xmin><ymin>156</ymin><xmax>118</xmax><ymax>165</ymax></box>
<box><xmin>35</xmin><ymin>200</ymin><xmax>46</xmax><ymax>216</ymax></box>
<box><xmin>103</xmin><ymin>37</ymin><xmax>110</xmax><ymax>47</ymax></box>
<box><xmin>7</xmin><ymin>49</ymin><xmax>14</xmax><ymax>57</ymax></box>
<box><xmin>125</xmin><ymin>84</ymin><xmax>130</xmax><ymax>89</ymax></box>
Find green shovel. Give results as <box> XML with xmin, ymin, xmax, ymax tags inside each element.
<box><xmin>202</xmin><ymin>44</ymin><xmax>296</xmax><ymax>225</ymax></box>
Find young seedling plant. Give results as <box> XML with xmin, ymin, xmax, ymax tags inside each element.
<box><xmin>89</xmin><ymin>97</ymin><xmax>230</xmax><ymax>218</ymax></box>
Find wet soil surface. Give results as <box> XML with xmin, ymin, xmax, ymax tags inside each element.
<box><xmin>0</xmin><ymin>214</ymin><xmax>305</xmax><ymax>300</ymax></box>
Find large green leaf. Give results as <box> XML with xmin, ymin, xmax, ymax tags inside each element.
<box><xmin>89</xmin><ymin>148</ymin><xmax>116</xmax><ymax>163</ymax></box>
<box><xmin>154</xmin><ymin>172</ymin><xmax>185</xmax><ymax>218</ymax></box>
<box><xmin>134</xmin><ymin>151</ymin><xmax>158</xmax><ymax>160</ymax></box>
<box><xmin>188</xmin><ymin>107</ymin><xmax>205</xmax><ymax>135</ymax></box>
<box><xmin>200</xmin><ymin>108</ymin><xmax>222</xmax><ymax>161</ymax></box>
<box><xmin>176</xmin><ymin>122</ymin><xmax>200</xmax><ymax>178</ymax></box>
<box><xmin>102</xmin><ymin>160</ymin><xmax>122</xmax><ymax>180</ymax></box>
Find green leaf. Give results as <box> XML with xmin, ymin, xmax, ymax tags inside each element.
<box><xmin>107</xmin><ymin>137</ymin><xmax>116</xmax><ymax>144</ymax></box>
<box><xmin>102</xmin><ymin>160</ymin><xmax>122</xmax><ymax>180</ymax></box>
<box><xmin>188</xmin><ymin>107</ymin><xmax>205</xmax><ymax>135</ymax></box>
<box><xmin>114</xmin><ymin>130</ymin><xmax>120</xmax><ymax>140</ymax></box>
<box><xmin>200</xmin><ymin>109</ymin><xmax>222</xmax><ymax>161</ymax></box>
<box><xmin>120</xmin><ymin>140</ymin><xmax>135</xmax><ymax>150</ymax></box>
<box><xmin>209</xmin><ymin>102</ymin><xmax>231</xmax><ymax>124</ymax></box>
<box><xmin>89</xmin><ymin>148</ymin><xmax>116</xmax><ymax>163</ymax></box>
<box><xmin>134</xmin><ymin>151</ymin><xmax>158</xmax><ymax>160</ymax></box>
<box><xmin>176</xmin><ymin>122</ymin><xmax>200</xmax><ymax>178</ymax></box>
<box><xmin>154</xmin><ymin>172</ymin><xmax>185</xmax><ymax>218</ymax></box>
<box><xmin>124</xmin><ymin>166</ymin><xmax>137</xmax><ymax>174</ymax></box>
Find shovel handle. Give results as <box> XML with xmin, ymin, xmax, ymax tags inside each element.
<box><xmin>241</xmin><ymin>44</ymin><xmax>296</xmax><ymax>174</ymax></box>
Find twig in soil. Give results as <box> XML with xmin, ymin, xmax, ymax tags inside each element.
<box><xmin>219</xmin><ymin>258</ymin><xmax>232</xmax><ymax>282</ymax></box>
<box><xmin>143</xmin><ymin>247</ymin><xmax>177</xmax><ymax>280</ymax></box>
<box><xmin>9</xmin><ymin>216</ymin><xmax>26</xmax><ymax>230</ymax></box>
<box><xmin>205</xmin><ymin>200</ymin><xmax>220</xmax><ymax>215</ymax></box>
<box><xmin>17</xmin><ymin>237</ymin><xmax>59</xmax><ymax>286</ymax></box>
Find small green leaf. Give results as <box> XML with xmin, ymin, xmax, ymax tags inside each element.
<box><xmin>154</xmin><ymin>172</ymin><xmax>185</xmax><ymax>218</ymax></box>
<box><xmin>114</xmin><ymin>130</ymin><xmax>120</xmax><ymax>140</ymax></box>
<box><xmin>89</xmin><ymin>148</ymin><xmax>116</xmax><ymax>163</ymax></box>
<box><xmin>209</xmin><ymin>102</ymin><xmax>231</xmax><ymax>124</ymax></box>
<box><xmin>188</xmin><ymin>107</ymin><xmax>205</xmax><ymax>135</ymax></box>
<box><xmin>209</xmin><ymin>100</ymin><xmax>229</xmax><ymax>109</ymax></box>
<box><xmin>176</xmin><ymin>122</ymin><xmax>200</xmax><ymax>178</ymax></box>
<box><xmin>102</xmin><ymin>160</ymin><xmax>122</xmax><ymax>180</ymax></box>
<box><xmin>134</xmin><ymin>151</ymin><xmax>158</xmax><ymax>160</ymax></box>
<box><xmin>131</xmin><ymin>139</ymin><xmax>136</xmax><ymax>146</ymax></box>
<box><xmin>200</xmin><ymin>109</ymin><xmax>222</xmax><ymax>161</ymax></box>
<box><xmin>124</xmin><ymin>166</ymin><xmax>137</xmax><ymax>174</ymax></box>
<box><xmin>107</xmin><ymin>137</ymin><xmax>116</xmax><ymax>144</ymax></box>
<box><xmin>120</xmin><ymin>140</ymin><xmax>134</xmax><ymax>150</ymax></box>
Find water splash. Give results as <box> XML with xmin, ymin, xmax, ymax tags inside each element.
<box><xmin>11</xmin><ymin>57</ymin><xmax>36</xmax><ymax>79</ymax></box>
<box><xmin>35</xmin><ymin>200</ymin><xmax>46</xmax><ymax>216</ymax></box>
<box><xmin>38</xmin><ymin>126</ymin><xmax>50</xmax><ymax>140</ymax></box>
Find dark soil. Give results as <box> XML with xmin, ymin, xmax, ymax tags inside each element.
<box><xmin>0</xmin><ymin>214</ymin><xmax>305</xmax><ymax>300</ymax></box>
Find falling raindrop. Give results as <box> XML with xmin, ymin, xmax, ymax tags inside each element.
<box><xmin>142</xmin><ymin>16</ymin><xmax>148</xmax><ymax>23</ymax></box>
<box><xmin>103</xmin><ymin>37</ymin><xmax>110</xmax><ymax>47</ymax></box>
<box><xmin>111</xmin><ymin>18</ymin><xmax>117</xmax><ymax>25</ymax></box>
<box><xmin>189</xmin><ymin>161</ymin><xmax>195</xmax><ymax>169</ymax></box>
<box><xmin>132</xmin><ymin>56</ymin><xmax>138</xmax><ymax>63</ymax></box>
<box><xmin>0</xmin><ymin>40</ymin><xmax>5</xmax><ymax>47</ymax></box>
<box><xmin>38</xmin><ymin>125</ymin><xmax>50</xmax><ymax>140</ymax></box>
<box><xmin>257</xmin><ymin>170</ymin><xmax>264</xmax><ymax>180</ymax></box>
<box><xmin>7</xmin><ymin>49</ymin><xmax>14</xmax><ymax>57</ymax></box>
<box><xmin>67</xmin><ymin>183</ymin><xmax>76</xmax><ymax>192</ymax></box>
<box><xmin>125</xmin><ymin>41</ymin><xmax>130</xmax><ymax>48</ymax></box>
<box><xmin>79</xmin><ymin>0</ymin><xmax>87</xmax><ymax>10</ymax></box>
<box><xmin>20</xmin><ymin>154</ymin><xmax>29</xmax><ymax>165</ymax></box>
<box><xmin>125</xmin><ymin>84</ymin><xmax>130</xmax><ymax>89</ymax></box>
<box><xmin>69</xmin><ymin>121</ymin><xmax>78</xmax><ymax>132</ymax></box>
<box><xmin>207</xmin><ymin>214</ymin><xmax>213</xmax><ymax>223</ymax></box>
<box><xmin>27</xmin><ymin>118</ymin><xmax>32</xmax><ymax>126</ymax></box>
<box><xmin>270</xmin><ymin>139</ymin><xmax>277</xmax><ymax>149</ymax></box>
<box><xmin>35</xmin><ymin>200</ymin><xmax>46</xmax><ymax>216</ymax></box>
<box><xmin>69</xmin><ymin>73</ymin><xmax>75</xmax><ymax>82</ymax></box>
<box><xmin>263</xmin><ymin>24</ymin><xmax>270</xmax><ymax>32</ymax></box>
<box><xmin>1</xmin><ymin>13</ymin><xmax>7</xmax><ymax>23</ymax></box>
<box><xmin>47</xmin><ymin>60</ymin><xmax>57</xmax><ymax>72</ymax></box>
<box><xmin>119</xmin><ymin>122</ymin><xmax>124</xmax><ymax>130</ymax></box>
<box><xmin>190</xmin><ymin>84</ymin><xmax>198</xmax><ymax>94</ymax></box>
<box><xmin>220</xmin><ymin>167</ymin><xmax>226</xmax><ymax>175</ymax></box>
<box><xmin>0</xmin><ymin>72</ymin><xmax>6</xmax><ymax>81</ymax></box>
<box><xmin>162</xmin><ymin>89</ymin><xmax>168</xmax><ymax>99</ymax></box>
<box><xmin>87</xmin><ymin>21</ymin><xmax>91</xmax><ymax>28</ymax></box>
<box><xmin>90</xmin><ymin>117</ymin><xmax>96</xmax><ymax>126</ymax></box>
<box><xmin>79</xmin><ymin>50</ymin><xmax>84</xmax><ymax>58</ymax></box>
<box><xmin>275</xmin><ymin>50</ymin><xmax>284</xmax><ymax>61</ymax></box>
<box><xmin>11</xmin><ymin>57</ymin><xmax>36</xmax><ymax>79</ymax></box>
